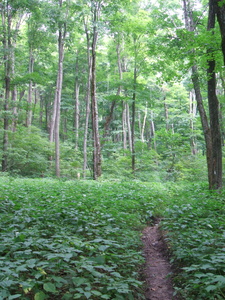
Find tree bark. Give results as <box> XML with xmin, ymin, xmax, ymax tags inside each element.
<box><xmin>141</xmin><ymin>103</ymin><xmax>148</xmax><ymax>142</ymax></box>
<box><xmin>215</xmin><ymin>0</ymin><xmax>225</xmax><ymax>65</ymax></box>
<box><xmin>207</xmin><ymin>0</ymin><xmax>222</xmax><ymax>189</ymax></box>
<box><xmin>26</xmin><ymin>47</ymin><xmax>34</xmax><ymax>127</ymax></box>
<box><xmin>83</xmin><ymin>16</ymin><xmax>92</xmax><ymax>179</ymax></box>
<box><xmin>182</xmin><ymin>0</ymin><xmax>222</xmax><ymax>189</ymax></box>
<box><xmin>122</xmin><ymin>101</ymin><xmax>127</xmax><ymax>150</ymax></box>
<box><xmin>131</xmin><ymin>63</ymin><xmax>137</xmax><ymax>174</ymax></box>
<box><xmin>164</xmin><ymin>99</ymin><xmax>169</xmax><ymax>131</ymax></box>
<box><xmin>1</xmin><ymin>1</ymin><xmax>12</xmax><ymax>172</ymax></box>
<box><xmin>55</xmin><ymin>23</ymin><xmax>65</xmax><ymax>178</ymax></box>
<box><xmin>189</xmin><ymin>91</ymin><xmax>197</xmax><ymax>155</ymax></box>
<box><xmin>50</xmin><ymin>0</ymin><xmax>66</xmax><ymax>177</ymax></box>
<box><xmin>126</xmin><ymin>102</ymin><xmax>132</xmax><ymax>151</ymax></box>
<box><xmin>90</xmin><ymin>1</ymin><xmax>102</xmax><ymax>180</ymax></box>
<box><xmin>74</xmin><ymin>80</ymin><xmax>80</xmax><ymax>150</ymax></box>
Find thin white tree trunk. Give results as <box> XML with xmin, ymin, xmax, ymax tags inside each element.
<box><xmin>126</xmin><ymin>102</ymin><xmax>132</xmax><ymax>151</ymax></box>
<box><xmin>74</xmin><ymin>81</ymin><xmax>80</xmax><ymax>150</ymax></box>
<box><xmin>83</xmin><ymin>17</ymin><xmax>92</xmax><ymax>179</ymax></box>
<box><xmin>141</xmin><ymin>103</ymin><xmax>148</xmax><ymax>142</ymax></box>
<box><xmin>26</xmin><ymin>48</ymin><xmax>34</xmax><ymax>127</ymax></box>
<box><xmin>122</xmin><ymin>101</ymin><xmax>127</xmax><ymax>150</ymax></box>
<box><xmin>55</xmin><ymin>28</ymin><xmax>65</xmax><ymax>177</ymax></box>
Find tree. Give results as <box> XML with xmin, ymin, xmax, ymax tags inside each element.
<box><xmin>181</xmin><ymin>0</ymin><xmax>222</xmax><ymax>189</ymax></box>
<box><xmin>206</xmin><ymin>0</ymin><xmax>222</xmax><ymax>189</ymax></box>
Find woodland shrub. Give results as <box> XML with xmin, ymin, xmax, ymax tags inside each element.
<box><xmin>7</xmin><ymin>126</ymin><xmax>52</xmax><ymax>176</ymax></box>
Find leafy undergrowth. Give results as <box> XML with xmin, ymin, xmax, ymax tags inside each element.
<box><xmin>1</xmin><ymin>178</ymin><xmax>225</xmax><ymax>300</ymax></box>
<box><xmin>0</xmin><ymin>177</ymin><xmax>171</xmax><ymax>300</ymax></box>
<box><xmin>161</xmin><ymin>186</ymin><xmax>225</xmax><ymax>300</ymax></box>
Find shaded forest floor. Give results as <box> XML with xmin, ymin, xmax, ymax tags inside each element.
<box><xmin>1</xmin><ymin>178</ymin><xmax>225</xmax><ymax>300</ymax></box>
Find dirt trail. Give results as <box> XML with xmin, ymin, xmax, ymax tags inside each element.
<box><xmin>142</xmin><ymin>222</ymin><xmax>179</xmax><ymax>300</ymax></box>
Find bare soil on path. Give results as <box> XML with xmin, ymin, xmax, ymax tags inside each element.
<box><xmin>142</xmin><ymin>221</ymin><xmax>180</xmax><ymax>300</ymax></box>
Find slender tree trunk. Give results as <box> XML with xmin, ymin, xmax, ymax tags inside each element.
<box><xmin>191</xmin><ymin>66</ymin><xmax>213</xmax><ymax>187</ymax></box>
<box><xmin>74</xmin><ymin>51</ymin><xmax>80</xmax><ymax>150</ymax></box>
<box><xmin>150</xmin><ymin>110</ymin><xmax>157</xmax><ymax>151</ymax></box>
<box><xmin>122</xmin><ymin>101</ymin><xmax>127</xmax><ymax>150</ymax></box>
<box><xmin>83</xmin><ymin>17</ymin><xmax>92</xmax><ymax>179</ymax></box>
<box><xmin>55</xmin><ymin>25</ymin><xmax>65</xmax><ymax>178</ymax></box>
<box><xmin>126</xmin><ymin>102</ymin><xmax>132</xmax><ymax>151</ymax></box>
<box><xmin>141</xmin><ymin>103</ymin><xmax>148</xmax><ymax>142</ymax></box>
<box><xmin>116</xmin><ymin>39</ymin><xmax>127</xmax><ymax>150</ymax></box>
<box><xmin>207</xmin><ymin>0</ymin><xmax>222</xmax><ymax>189</ymax></box>
<box><xmin>26</xmin><ymin>47</ymin><xmax>34</xmax><ymax>127</ymax></box>
<box><xmin>50</xmin><ymin>0</ymin><xmax>66</xmax><ymax>177</ymax></box>
<box><xmin>164</xmin><ymin>99</ymin><xmax>169</xmax><ymax>131</ymax></box>
<box><xmin>1</xmin><ymin>2</ymin><xmax>11</xmax><ymax>172</ymax></box>
<box><xmin>91</xmin><ymin>2</ymin><xmax>102</xmax><ymax>180</ymax></box>
<box><xmin>131</xmin><ymin>63</ymin><xmax>137</xmax><ymax>174</ymax></box>
<box><xmin>189</xmin><ymin>91</ymin><xmax>197</xmax><ymax>155</ymax></box>
<box><xmin>39</xmin><ymin>95</ymin><xmax>44</xmax><ymax>128</ymax></box>
<box><xmin>182</xmin><ymin>0</ymin><xmax>220</xmax><ymax>189</ymax></box>
<box><xmin>11</xmin><ymin>15</ymin><xmax>23</xmax><ymax>132</ymax></box>
<box><xmin>11</xmin><ymin>47</ymin><xmax>18</xmax><ymax>132</ymax></box>
<box><xmin>74</xmin><ymin>81</ymin><xmax>80</xmax><ymax>150</ymax></box>
<box><xmin>215</xmin><ymin>0</ymin><xmax>225</xmax><ymax>65</ymax></box>
<box><xmin>103</xmin><ymin>98</ymin><xmax>117</xmax><ymax>141</ymax></box>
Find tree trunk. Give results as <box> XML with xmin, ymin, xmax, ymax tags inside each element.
<box><xmin>122</xmin><ymin>101</ymin><xmax>127</xmax><ymax>150</ymax></box>
<box><xmin>11</xmin><ymin>47</ymin><xmax>18</xmax><ymax>132</ymax></box>
<box><xmin>50</xmin><ymin>0</ymin><xmax>66</xmax><ymax>177</ymax></box>
<box><xmin>182</xmin><ymin>0</ymin><xmax>222</xmax><ymax>189</ymax></box>
<box><xmin>73</xmin><ymin>50</ymin><xmax>80</xmax><ymax>150</ymax></box>
<box><xmin>74</xmin><ymin>81</ymin><xmax>80</xmax><ymax>150</ymax></box>
<box><xmin>90</xmin><ymin>2</ymin><xmax>102</xmax><ymax>180</ymax></box>
<box><xmin>11</xmin><ymin>15</ymin><xmax>22</xmax><ymax>132</ymax></box>
<box><xmin>126</xmin><ymin>102</ymin><xmax>132</xmax><ymax>151</ymax></box>
<box><xmin>55</xmin><ymin>24</ymin><xmax>65</xmax><ymax>178</ymax></box>
<box><xmin>191</xmin><ymin>66</ymin><xmax>213</xmax><ymax>187</ymax></box>
<box><xmin>131</xmin><ymin>64</ymin><xmax>137</xmax><ymax>174</ymax></box>
<box><xmin>26</xmin><ymin>47</ymin><xmax>34</xmax><ymax>127</ymax></box>
<box><xmin>189</xmin><ymin>91</ymin><xmax>197</xmax><ymax>155</ymax></box>
<box><xmin>141</xmin><ymin>103</ymin><xmax>148</xmax><ymax>142</ymax></box>
<box><xmin>150</xmin><ymin>110</ymin><xmax>157</xmax><ymax>151</ymax></box>
<box><xmin>83</xmin><ymin>17</ymin><xmax>92</xmax><ymax>179</ymax></box>
<box><xmin>103</xmin><ymin>100</ymin><xmax>116</xmax><ymax>140</ymax></box>
<box><xmin>207</xmin><ymin>0</ymin><xmax>222</xmax><ymax>189</ymax></box>
<box><xmin>1</xmin><ymin>2</ymin><xmax>12</xmax><ymax>172</ymax></box>
<box><xmin>215</xmin><ymin>0</ymin><xmax>225</xmax><ymax>65</ymax></box>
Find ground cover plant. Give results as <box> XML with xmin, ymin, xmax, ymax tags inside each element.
<box><xmin>1</xmin><ymin>177</ymin><xmax>225</xmax><ymax>300</ymax></box>
<box><xmin>0</xmin><ymin>177</ymin><xmax>171</xmax><ymax>300</ymax></box>
<box><xmin>161</xmin><ymin>186</ymin><xmax>225</xmax><ymax>300</ymax></box>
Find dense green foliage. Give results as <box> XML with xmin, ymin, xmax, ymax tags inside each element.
<box><xmin>1</xmin><ymin>0</ymin><xmax>224</xmax><ymax>182</ymax></box>
<box><xmin>0</xmin><ymin>177</ymin><xmax>166</xmax><ymax>299</ymax></box>
<box><xmin>1</xmin><ymin>177</ymin><xmax>225</xmax><ymax>299</ymax></box>
<box><xmin>163</xmin><ymin>188</ymin><xmax>225</xmax><ymax>299</ymax></box>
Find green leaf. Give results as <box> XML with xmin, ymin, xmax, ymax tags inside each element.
<box><xmin>91</xmin><ymin>290</ymin><xmax>102</xmax><ymax>296</ymax></box>
<box><xmin>205</xmin><ymin>285</ymin><xmax>217</xmax><ymax>292</ymax></box>
<box><xmin>72</xmin><ymin>277</ymin><xmax>87</xmax><ymax>286</ymax></box>
<box><xmin>84</xmin><ymin>291</ymin><xmax>91</xmax><ymax>298</ymax></box>
<box><xmin>101</xmin><ymin>295</ymin><xmax>111</xmax><ymax>299</ymax></box>
<box><xmin>34</xmin><ymin>292</ymin><xmax>47</xmax><ymax>300</ymax></box>
<box><xmin>8</xmin><ymin>295</ymin><xmax>22</xmax><ymax>300</ymax></box>
<box><xmin>43</xmin><ymin>282</ymin><xmax>57</xmax><ymax>293</ymax></box>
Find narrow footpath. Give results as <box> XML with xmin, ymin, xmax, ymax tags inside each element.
<box><xmin>142</xmin><ymin>222</ymin><xmax>179</xmax><ymax>300</ymax></box>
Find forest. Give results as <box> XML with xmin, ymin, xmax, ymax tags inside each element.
<box><xmin>1</xmin><ymin>0</ymin><xmax>225</xmax><ymax>299</ymax></box>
